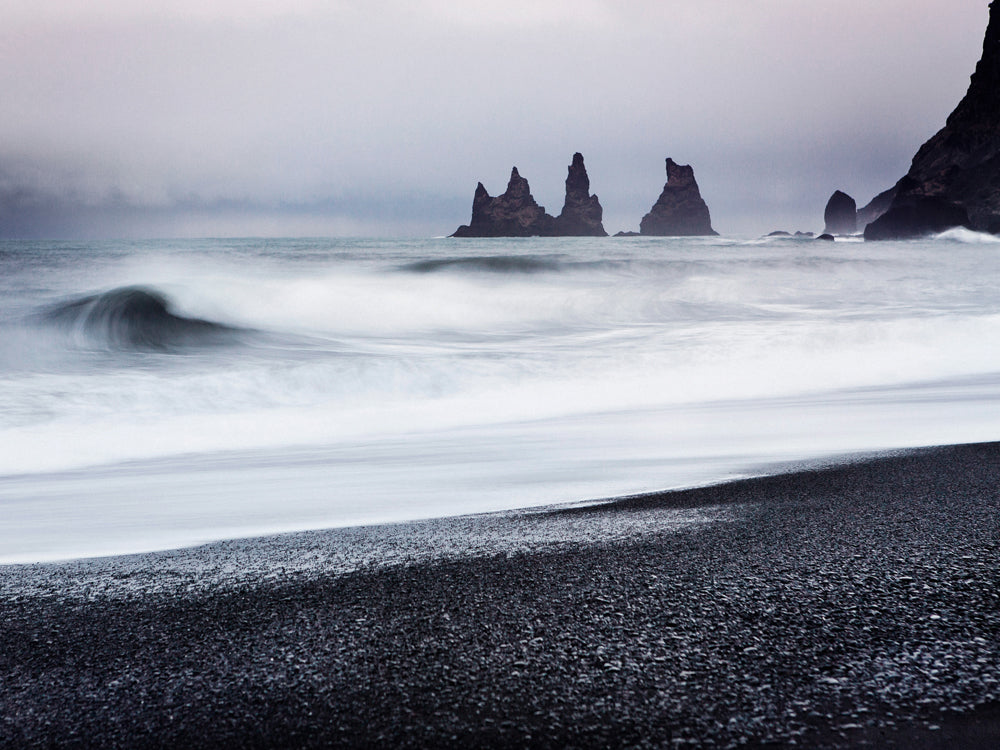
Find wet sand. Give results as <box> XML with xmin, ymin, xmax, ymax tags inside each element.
<box><xmin>2</xmin><ymin>443</ymin><xmax>999</xmax><ymax>748</ymax></box>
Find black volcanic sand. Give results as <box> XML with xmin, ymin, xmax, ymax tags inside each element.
<box><xmin>2</xmin><ymin>444</ymin><xmax>1000</xmax><ymax>749</ymax></box>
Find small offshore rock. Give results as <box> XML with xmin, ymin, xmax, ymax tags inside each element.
<box><xmin>824</xmin><ymin>190</ymin><xmax>857</xmax><ymax>235</ymax></box>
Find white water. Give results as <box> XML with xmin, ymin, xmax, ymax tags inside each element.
<box><xmin>2</xmin><ymin>234</ymin><xmax>1000</xmax><ymax>563</ymax></box>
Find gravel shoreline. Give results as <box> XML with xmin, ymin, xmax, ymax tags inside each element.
<box><xmin>2</xmin><ymin>443</ymin><xmax>999</xmax><ymax>748</ymax></box>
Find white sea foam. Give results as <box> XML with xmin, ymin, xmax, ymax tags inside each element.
<box><xmin>934</xmin><ymin>227</ymin><xmax>1000</xmax><ymax>243</ymax></box>
<box><xmin>2</xmin><ymin>236</ymin><xmax>1000</xmax><ymax>562</ymax></box>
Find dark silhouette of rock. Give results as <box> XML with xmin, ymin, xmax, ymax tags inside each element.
<box><xmin>639</xmin><ymin>158</ymin><xmax>718</xmax><ymax>236</ymax></box>
<box><xmin>865</xmin><ymin>2</ymin><xmax>1000</xmax><ymax>238</ymax></box>
<box><xmin>452</xmin><ymin>153</ymin><xmax>606</xmax><ymax>238</ymax></box>
<box><xmin>864</xmin><ymin>178</ymin><xmax>971</xmax><ymax>240</ymax></box>
<box><xmin>817</xmin><ymin>234</ymin><xmax>836</xmax><ymax>242</ymax></box>
<box><xmin>767</xmin><ymin>231</ymin><xmax>792</xmax><ymax>237</ymax></box>
<box><xmin>856</xmin><ymin>186</ymin><xmax>898</xmax><ymax>230</ymax></box>
<box><xmin>452</xmin><ymin>168</ymin><xmax>554</xmax><ymax>237</ymax></box>
<box><xmin>794</xmin><ymin>231</ymin><xmax>815</xmax><ymax>237</ymax></box>
<box><xmin>824</xmin><ymin>191</ymin><xmax>857</xmax><ymax>234</ymax></box>
<box><xmin>614</xmin><ymin>231</ymin><xmax>641</xmax><ymax>237</ymax></box>
<box><xmin>553</xmin><ymin>153</ymin><xmax>607</xmax><ymax>236</ymax></box>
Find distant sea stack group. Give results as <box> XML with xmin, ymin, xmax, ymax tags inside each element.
<box><xmin>451</xmin><ymin>153</ymin><xmax>607</xmax><ymax>238</ymax></box>
<box><xmin>453</xmin><ymin>3</ymin><xmax>1000</xmax><ymax>241</ymax></box>
<box><xmin>452</xmin><ymin>153</ymin><xmax>716</xmax><ymax>238</ymax></box>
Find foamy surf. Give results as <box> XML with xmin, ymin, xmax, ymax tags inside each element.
<box><xmin>2</xmin><ymin>235</ymin><xmax>1000</xmax><ymax>562</ymax></box>
<box><xmin>935</xmin><ymin>226</ymin><xmax>1000</xmax><ymax>243</ymax></box>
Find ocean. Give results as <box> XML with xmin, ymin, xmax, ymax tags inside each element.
<box><xmin>3</xmin><ymin>231</ymin><xmax>1000</xmax><ymax>563</ymax></box>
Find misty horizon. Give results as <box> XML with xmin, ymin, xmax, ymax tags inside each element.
<box><xmin>0</xmin><ymin>1</ymin><xmax>990</xmax><ymax>239</ymax></box>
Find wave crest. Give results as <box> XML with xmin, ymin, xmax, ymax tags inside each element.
<box><xmin>934</xmin><ymin>227</ymin><xmax>1000</xmax><ymax>244</ymax></box>
<box><xmin>40</xmin><ymin>286</ymin><xmax>241</xmax><ymax>351</ymax></box>
<box><xmin>401</xmin><ymin>255</ymin><xmax>563</xmax><ymax>274</ymax></box>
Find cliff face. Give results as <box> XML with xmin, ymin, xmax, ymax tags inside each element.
<box><xmin>865</xmin><ymin>2</ymin><xmax>1000</xmax><ymax>238</ymax></box>
<box><xmin>553</xmin><ymin>153</ymin><xmax>607</xmax><ymax>236</ymax></box>
<box><xmin>639</xmin><ymin>159</ymin><xmax>717</xmax><ymax>236</ymax></box>
<box><xmin>856</xmin><ymin>185</ymin><xmax>898</xmax><ymax>230</ymax></box>
<box><xmin>451</xmin><ymin>168</ymin><xmax>554</xmax><ymax>238</ymax></box>
<box><xmin>452</xmin><ymin>154</ymin><xmax>605</xmax><ymax>238</ymax></box>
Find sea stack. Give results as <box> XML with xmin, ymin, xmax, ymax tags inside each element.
<box><xmin>823</xmin><ymin>190</ymin><xmax>857</xmax><ymax>235</ymax></box>
<box><xmin>864</xmin><ymin>2</ymin><xmax>1000</xmax><ymax>239</ymax></box>
<box><xmin>552</xmin><ymin>153</ymin><xmax>607</xmax><ymax>236</ymax></box>
<box><xmin>451</xmin><ymin>154</ymin><xmax>606</xmax><ymax>237</ymax></box>
<box><xmin>451</xmin><ymin>168</ymin><xmax>554</xmax><ymax>238</ymax></box>
<box><xmin>639</xmin><ymin>158</ymin><xmax>717</xmax><ymax>236</ymax></box>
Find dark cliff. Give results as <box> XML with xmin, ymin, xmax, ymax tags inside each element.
<box><xmin>865</xmin><ymin>2</ymin><xmax>1000</xmax><ymax>239</ymax></box>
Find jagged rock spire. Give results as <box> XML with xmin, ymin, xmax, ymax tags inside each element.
<box><xmin>451</xmin><ymin>153</ymin><xmax>606</xmax><ymax>237</ymax></box>
<box><xmin>452</xmin><ymin>167</ymin><xmax>553</xmax><ymax>237</ymax></box>
<box><xmin>639</xmin><ymin>158</ymin><xmax>717</xmax><ymax>236</ymax></box>
<box><xmin>554</xmin><ymin>153</ymin><xmax>607</xmax><ymax>236</ymax></box>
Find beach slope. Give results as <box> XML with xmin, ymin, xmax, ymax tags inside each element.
<box><xmin>2</xmin><ymin>443</ymin><xmax>999</xmax><ymax>748</ymax></box>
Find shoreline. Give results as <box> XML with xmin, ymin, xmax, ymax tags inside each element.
<box><xmin>3</xmin><ymin>442</ymin><xmax>999</xmax><ymax>748</ymax></box>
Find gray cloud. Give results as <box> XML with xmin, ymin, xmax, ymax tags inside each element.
<box><xmin>0</xmin><ymin>1</ymin><xmax>990</xmax><ymax>238</ymax></box>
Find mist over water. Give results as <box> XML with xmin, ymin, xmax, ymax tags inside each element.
<box><xmin>3</xmin><ymin>234</ymin><xmax>1000</xmax><ymax>563</ymax></box>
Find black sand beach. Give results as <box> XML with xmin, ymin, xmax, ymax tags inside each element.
<box><xmin>2</xmin><ymin>443</ymin><xmax>999</xmax><ymax>748</ymax></box>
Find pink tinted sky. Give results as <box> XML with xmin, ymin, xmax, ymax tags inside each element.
<box><xmin>0</xmin><ymin>0</ymin><xmax>990</xmax><ymax>237</ymax></box>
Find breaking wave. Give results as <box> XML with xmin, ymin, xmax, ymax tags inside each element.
<box><xmin>401</xmin><ymin>255</ymin><xmax>564</xmax><ymax>274</ymax></box>
<box><xmin>40</xmin><ymin>286</ymin><xmax>243</xmax><ymax>351</ymax></box>
<box><xmin>934</xmin><ymin>227</ymin><xmax>1000</xmax><ymax>244</ymax></box>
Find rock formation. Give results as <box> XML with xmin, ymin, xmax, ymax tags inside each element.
<box><xmin>639</xmin><ymin>158</ymin><xmax>717</xmax><ymax>236</ymax></box>
<box><xmin>865</xmin><ymin>2</ymin><xmax>1000</xmax><ymax>239</ymax></box>
<box><xmin>452</xmin><ymin>154</ymin><xmax>605</xmax><ymax>237</ymax></box>
<box><xmin>451</xmin><ymin>168</ymin><xmax>554</xmax><ymax>238</ymax></box>
<box><xmin>856</xmin><ymin>186</ymin><xmax>898</xmax><ymax>230</ymax></box>
<box><xmin>552</xmin><ymin>153</ymin><xmax>607</xmax><ymax>236</ymax></box>
<box><xmin>823</xmin><ymin>190</ymin><xmax>857</xmax><ymax>234</ymax></box>
<box><xmin>863</xmin><ymin>179</ymin><xmax>971</xmax><ymax>240</ymax></box>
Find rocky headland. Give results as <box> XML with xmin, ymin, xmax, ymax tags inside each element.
<box><xmin>863</xmin><ymin>1</ymin><xmax>1000</xmax><ymax>239</ymax></box>
<box><xmin>640</xmin><ymin>158</ymin><xmax>718</xmax><ymax>236</ymax></box>
<box><xmin>856</xmin><ymin>186</ymin><xmax>898</xmax><ymax>231</ymax></box>
<box><xmin>451</xmin><ymin>153</ymin><xmax>606</xmax><ymax>238</ymax></box>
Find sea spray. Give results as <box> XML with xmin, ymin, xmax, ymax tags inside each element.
<box><xmin>2</xmin><ymin>236</ymin><xmax>1000</xmax><ymax>562</ymax></box>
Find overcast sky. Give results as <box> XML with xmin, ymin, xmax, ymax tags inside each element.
<box><xmin>0</xmin><ymin>1</ymin><xmax>990</xmax><ymax>238</ymax></box>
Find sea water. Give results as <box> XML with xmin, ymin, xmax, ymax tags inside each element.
<box><xmin>3</xmin><ymin>231</ymin><xmax>1000</xmax><ymax>563</ymax></box>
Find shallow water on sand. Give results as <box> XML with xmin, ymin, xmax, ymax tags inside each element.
<box><xmin>3</xmin><ymin>231</ymin><xmax>1000</xmax><ymax>562</ymax></box>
